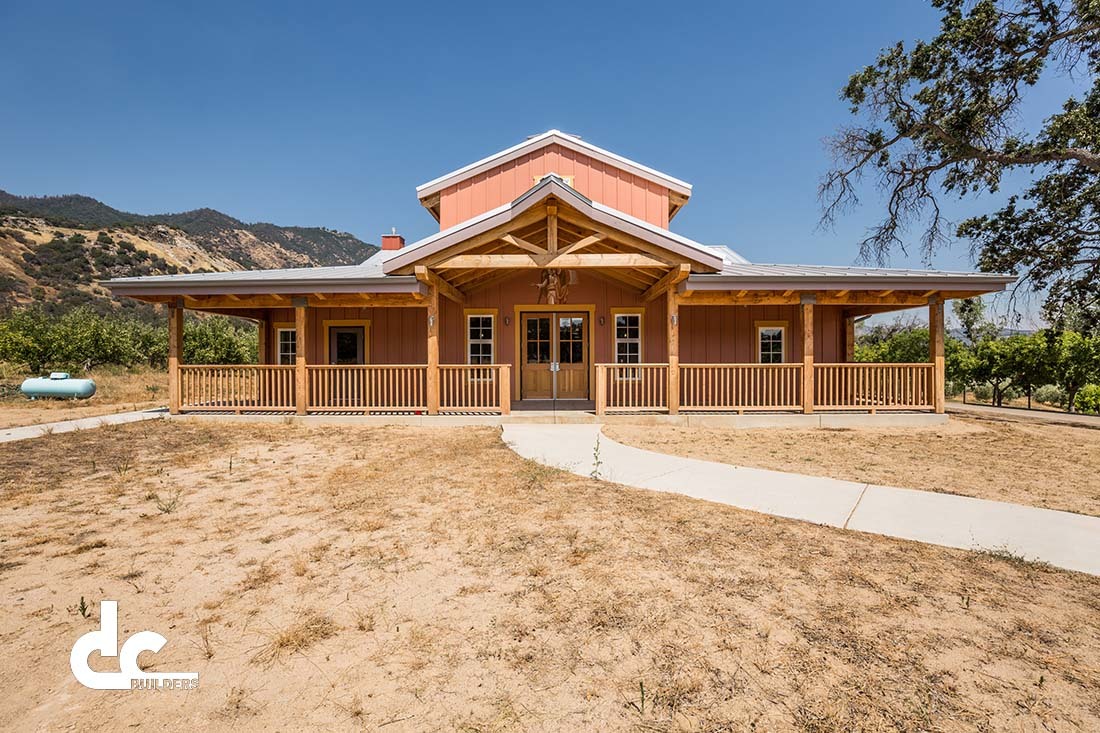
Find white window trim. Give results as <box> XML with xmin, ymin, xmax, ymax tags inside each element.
<box><xmin>466</xmin><ymin>313</ymin><xmax>495</xmax><ymax>379</ymax></box>
<box><xmin>276</xmin><ymin>327</ymin><xmax>297</xmax><ymax>366</ymax></box>
<box><xmin>613</xmin><ymin>311</ymin><xmax>643</xmax><ymax>380</ymax></box>
<box><xmin>756</xmin><ymin>324</ymin><xmax>787</xmax><ymax>364</ymax></box>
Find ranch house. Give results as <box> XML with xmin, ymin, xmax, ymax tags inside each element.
<box><xmin>106</xmin><ymin>130</ymin><xmax>1013</xmax><ymax>417</ymax></box>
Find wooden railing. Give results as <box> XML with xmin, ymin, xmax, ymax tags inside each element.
<box><xmin>814</xmin><ymin>363</ymin><xmax>933</xmax><ymax>411</ymax></box>
<box><xmin>595</xmin><ymin>364</ymin><xmax>669</xmax><ymax>414</ymax></box>
<box><xmin>179</xmin><ymin>365</ymin><xmax>296</xmax><ymax>412</ymax></box>
<box><xmin>307</xmin><ymin>365</ymin><xmax>427</xmax><ymax>412</ymax></box>
<box><xmin>680</xmin><ymin>363</ymin><xmax>803</xmax><ymax>411</ymax></box>
<box><xmin>439</xmin><ymin>364</ymin><xmax>510</xmax><ymax>413</ymax></box>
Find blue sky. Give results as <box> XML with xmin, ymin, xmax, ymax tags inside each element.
<box><xmin>0</xmin><ymin>1</ymin><xmax>1079</xmax><ymax>323</ymax></box>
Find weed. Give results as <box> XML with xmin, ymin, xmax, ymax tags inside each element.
<box><xmin>251</xmin><ymin>612</ymin><xmax>337</xmax><ymax>666</ymax></box>
<box><xmin>590</xmin><ymin>435</ymin><xmax>603</xmax><ymax>479</ymax></box>
<box><xmin>153</xmin><ymin>488</ymin><xmax>182</xmax><ymax>514</ymax></box>
<box><xmin>198</xmin><ymin>621</ymin><xmax>215</xmax><ymax>659</ymax></box>
<box><xmin>73</xmin><ymin>596</ymin><xmax>91</xmax><ymax>618</ymax></box>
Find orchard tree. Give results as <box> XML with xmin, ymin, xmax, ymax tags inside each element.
<box><xmin>822</xmin><ymin>0</ymin><xmax>1100</xmax><ymax>318</ymax></box>
<box><xmin>1047</xmin><ymin>329</ymin><xmax>1100</xmax><ymax>410</ymax></box>
<box><xmin>1001</xmin><ymin>332</ymin><xmax>1053</xmax><ymax>407</ymax></box>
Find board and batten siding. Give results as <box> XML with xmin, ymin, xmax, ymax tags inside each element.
<box><xmin>262</xmin><ymin>306</ymin><xmax>425</xmax><ymax>365</ymax></box>
<box><xmin>258</xmin><ymin>283</ymin><xmax>847</xmax><ymax>374</ymax></box>
<box><xmin>437</xmin><ymin>143</ymin><xmax>672</xmax><ymax>230</ymax></box>
<box><xmin>679</xmin><ymin>305</ymin><xmax>846</xmax><ymax>363</ymax></box>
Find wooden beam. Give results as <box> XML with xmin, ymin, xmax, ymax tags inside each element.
<box><xmin>558</xmin><ymin>233</ymin><xmax>604</xmax><ymax>256</ymax></box>
<box><xmin>435</xmin><ymin>253</ymin><xmax>671</xmax><ymax>269</ymax></box>
<box><xmin>257</xmin><ymin>317</ymin><xmax>268</xmax><ymax>365</ymax></box>
<box><xmin>643</xmin><ymin>264</ymin><xmax>692</xmax><ymax>302</ymax></box>
<box><xmin>929</xmin><ymin>297</ymin><xmax>945</xmax><ymax>414</ymax></box>
<box><xmin>500</xmin><ymin>234</ymin><xmax>546</xmax><ymax>255</ymax></box>
<box><xmin>844</xmin><ymin>315</ymin><xmax>856</xmax><ymax>362</ymax></box>
<box><xmin>167</xmin><ymin>305</ymin><xmax>183</xmax><ymax>415</ymax></box>
<box><xmin>546</xmin><ymin>205</ymin><xmax>558</xmax><ymax>254</ymax></box>
<box><xmin>667</xmin><ymin>288</ymin><xmax>680</xmax><ymax>415</ymax></box>
<box><xmin>415</xmin><ymin>265</ymin><xmax>466</xmax><ymax>304</ymax></box>
<box><xmin>426</xmin><ymin>284</ymin><xmax>440</xmax><ymax>415</ymax></box>
<box><xmin>181</xmin><ymin>293</ymin><xmax>426</xmax><ymax>309</ymax></box>
<box><xmin>677</xmin><ymin>290</ymin><xmax>944</xmax><ymax>307</ymax></box>
<box><xmin>295</xmin><ymin>301</ymin><xmax>308</xmax><ymax>415</ymax></box>
<box><xmin>801</xmin><ymin>301</ymin><xmax>814</xmax><ymax>414</ymax></box>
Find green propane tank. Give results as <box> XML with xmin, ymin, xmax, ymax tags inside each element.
<box><xmin>20</xmin><ymin>372</ymin><xmax>97</xmax><ymax>400</ymax></box>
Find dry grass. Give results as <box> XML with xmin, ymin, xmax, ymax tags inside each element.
<box><xmin>606</xmin><ymin>415</ymin><xmax>1100</xmax><ymax>516</ymax></box>
<box><xmin>0</xmin><ymin>365</ymin><xmax>166</xmax><ymax>428</ymax></box>
<box><xmin>1</xmin><ymin>420</ymin><xmax>1098</xmax><ymax>731</ymax></box>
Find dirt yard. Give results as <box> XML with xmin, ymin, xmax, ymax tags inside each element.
<box><xmin>0</xmin><ymin>367</ymin><xmax>166</xmax><ymax>428</ymax></box>
<box><xmin>605</xmin><ymin>415</ymin><xmax>1100</xmax><ymax>517</ymax></box>
<box><xmin>2</xmin><ymin>420</ymin><xmax>1098</xmax><ymax>731</ymax></box>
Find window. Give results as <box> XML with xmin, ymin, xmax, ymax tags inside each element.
<box><xmin>467</xmin><ymin>314</ymin><xmax>494</xmax><ymax>365</ymax></box>
<box><xmin>614</xmin><ymin>313</ymin><xmax>642</xmax><ymax>364</ymax></box>
<box><xmin>757</xmin><ymin>324</ymin><xmax>786</xmax><ymax>364</ymax></box>
<box><xmin>277</xmin><ymin>328</ymin><xmax>296</xmax><ymax>365</ymax></box>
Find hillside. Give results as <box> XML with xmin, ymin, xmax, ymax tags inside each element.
<box><xmin>0</xmin><ymin>190</ymin><xmax>378</xmax><ymax>318</ymax></box>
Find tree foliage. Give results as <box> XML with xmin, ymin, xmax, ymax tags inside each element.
<box><xmin>822</xmin><ymin>0</ymin><xmax>1100</xmax><ymax>316</ymax></box>
<box><xmin>0</xmin><ymin>307</ymin><xmax>257</xmax><ymax>373</ymax></box>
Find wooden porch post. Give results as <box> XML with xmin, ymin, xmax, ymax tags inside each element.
<box><xmin>667</xmin><ymin>287</ymin><xmax>680</xmax><ymax>415</ymax></box>
<box><xmin>595</xmin><ymin>364</ymin><xmax>606</xmax><ymax>417</ymax></box>
<box><xmin>499</xmin><ymin>364</ymin><xmax>511</xmax><ymax>415</ymax></box>
<box><xmin>801</xmin><ymin>295</ymin><xmax>814</xmax><ymax>414</ymax></box>
<box><xmin>929</xmin><ymin>296</ymin><xmax>945</xmax><ymax>414</ymax></box>
<box><xmin>167</xmin><ymin>302</ymin><xmax>183</xmax><ymax>415</ymax></box>
<box><xmin>426</xmin><ymin>284</ymin><xmax>440</xmax><ymax>415</ymax></box>
<box><xmin>294</xmin><ymin>299</ymin><xmax>308</xmax><ymax>415</ymax></box>
<box><xmin>843</xmin><ymin>314</ymin><xmax>856</xmax><ymax>362</ymax></box>
<box><xmin>256</xmin><ymin>317</ymin><xmax>268</xmax><ymax>365</ymax></box>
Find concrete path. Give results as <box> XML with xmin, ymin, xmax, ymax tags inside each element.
<box><xmin>0</xmin><ymin>408</ymin><xmax>168</xmax><ymax>444</ymax></box>
<box><xmin>502</xmin><ymin>424</ymin><xmax>1100</xmax><ymax>576</ymax></box>
<box><xmin>949</xmin><ymin>401</ymin><xmax>1100</xmax><ymax>428</ymax></box>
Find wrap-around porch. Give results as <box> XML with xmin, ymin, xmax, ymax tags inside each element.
<box><xmin>164</xmin><ymin>289</ymin><xmax>948</xmax><ymax>417</ymax></box>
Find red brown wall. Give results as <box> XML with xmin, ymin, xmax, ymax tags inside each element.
<box><xmin>258</xmin><ymin>290</ymin><xmax>846</xmax><ymax>370</ymax></box>
<box><xmin>679</xmin><ymin>304</ymin><xmax>845</xmax><ymax>363</ymax></box>
<box><xmin>261</xmin><ymin>306</ymin><xmax>425</xmax><ymax>365</ymax></box>
<box><xmin>438</xmin><ymin>143</ymin><xmax>671</xmax><ymax>230</ymax></box>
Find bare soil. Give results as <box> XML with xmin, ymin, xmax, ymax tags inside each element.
<box><xmin>0</xmin><ymin>368</ymin><xmax>165</xmax><ymax>429</ymax></box>
<box><xmin>605</xmin><ymin>415</ymin><xmax>1100</xmax><ymax>517</ymax></box>
<box><xmin>1</xmin><ymin>420</ymin><xmax>1098</xmax><ymax>731</ymax></box>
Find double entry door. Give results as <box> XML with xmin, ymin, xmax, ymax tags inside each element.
<box><xmin>520</xmin><ymin>312</ymin><xmax>589</xmax><ymax>400</ymax></box>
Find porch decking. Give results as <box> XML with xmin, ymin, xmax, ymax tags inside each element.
<box><xmin>173</xmin><ymin>361</ymin><xmax>936</xmax><ymax>416</ymax></box>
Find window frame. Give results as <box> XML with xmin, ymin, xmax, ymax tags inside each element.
<box><xmin>322</xmin><ymin>319</ymin><xmax>371</xmax><ymax>365</ymax></box>
<box><xmin>754</xmin><ymin>320</ymin><xmax>788</xmax><ymax>364</ymax></box>
<box><xmin>274</xmin><ymin>324</ymin><xmax>297</xmax><ymax>366</ymax></box>
<box><xmin>464</xmin><ymin>309</ymin><xmax>497</xmax><ymax>379</ymax></box>
<box><xmin>610</xmin><ymin>308</ymin><xmax>644</xmax><ymax>380</ymax></box>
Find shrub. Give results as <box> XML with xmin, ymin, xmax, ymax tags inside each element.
<box><xmin>1075</xmin><ymin>384</ymin><xmax>1100</xmax><ymax>414</ymax></box>
<box><xmin>67</xmin><ymin>233</ymin><xmax>87</xmax><ymax>244</ymax></box>
<box><xmin>96</xmin><ymin>231</ymin><xmax>114</xmax><ymax>244</ymax></box>
<box><xmin>1033</xmin><ymin>384</ymin><xmax>1066</xmax><ymax>407</ymax></box>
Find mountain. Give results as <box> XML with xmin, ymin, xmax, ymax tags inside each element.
<box><xmin>0</xmin><ymin>190</ymin><xmax>376</xmax><ymax>269</ymax></box>
<box><xmin>0</xmin><ymin>190</ymin><xmax>379</xmax><ymax>318</ymax></box>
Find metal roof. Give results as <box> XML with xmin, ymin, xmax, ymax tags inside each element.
<box><xmin>415</xmin><ymin>129</ymin><xmax>693</xmax><ymax>200</ymax></box>
<box><xmin>685</xmin><ymin>262</ymin><xmax>1015</xmax><ymax>291</ymax></box>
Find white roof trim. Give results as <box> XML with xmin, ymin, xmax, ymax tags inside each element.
<box><xmin>415</xmin><ymin>130</ymin><xmax>693</xmax><ymax>200</ymax></box>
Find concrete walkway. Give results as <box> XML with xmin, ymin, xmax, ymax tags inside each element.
<box><xmin>0</xmin><ymin>408</ymin><xmax>167</xmax><ymax>444</ymax></box>
<box><xmin>502</xmin><ymin>424</ymin><xmax>1100</xmax><ymax>576</ymax></box>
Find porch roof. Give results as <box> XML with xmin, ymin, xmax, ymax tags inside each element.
<box><xmin>686</xmin><ymin>262</ymin><xmax>1016</xmax><ymax>292</ymax></box>
<box><xmin>103</xmin><ymin>255</ymin><xmax>423</xmax><ymax>298</ymax></box>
